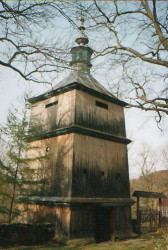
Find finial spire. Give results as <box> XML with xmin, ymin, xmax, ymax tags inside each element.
<box><xmin>70</xmin><ymin>17</ymin><xmax>93</xmax><ymax>72</ymax></box>
<box><xmin>80</xmin><ymin>17</ymin><xmax>84</xmax><ymax>26</ymax></box>
<box><xmin>75</xmin><ymin>17</ymin><xmax>89</xmax><ymax>46</ymax></box>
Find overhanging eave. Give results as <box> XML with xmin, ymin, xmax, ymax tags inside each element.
<box><xmin>28</xmin><ymin>82</ymin><xmax>128</xmax><ymax>107</ymax></box>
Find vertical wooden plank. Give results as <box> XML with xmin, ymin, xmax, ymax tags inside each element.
<box><xmin>137</xmin><ymin>196</ymin><xmax>141</xmax><ymax>233</ymax></box>
<box><xmin>149</xmin><ymin>208</ymin><xmax>152</xmax><ymax>230</ymax></box>
<box><xmin>159</xmin><ymin>198</ymin><xmax>162</xmax><ymax>228</ymax></box>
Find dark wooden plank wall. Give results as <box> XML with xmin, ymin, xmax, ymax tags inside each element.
<box><xmin>75</xmin><ymin>91</ymin><xmax>126</xmax><ymax>137</ymax></box>
<box><xmin>70</xmin><ymin>206</ymin><xmax>94</xmax><ymax>239</ymax></box>
<box><xmin>72</xmin><ymin>134</ymin><xmax>130</xmax><ymax>198</ymax></box>
<box><xmin>113</xmin><ymin>206</ymin><xmax>132</xmax><ymax>236</ymax></box>
<box><xmin>30</xmin><ymin>89</ymin><xmax>126</xmax><ymax>138</ymax></box>
<box><xmin>29</xmin><ymin>89</ymin><xmax>130</xmax><ymax>199</ymax></box>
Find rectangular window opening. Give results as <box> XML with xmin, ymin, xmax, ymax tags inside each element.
<box><xmin>83</xmin><ymin>169</ymin><xmax>87</xmax><ymax>174</ymax></box>
<box><xmin>45</xmin><ymin>101</ymin><xmax>58</xmax><ymax>108</ymax></box>
<box><xmin>96</xmin><ymin>100</ymin><xmax>108</xmax><ymax>110</ymax></box>
<box><xmin>101</xmin><ymin>171</ymin><xmax>105</xmax><ymax>176</ymax></box>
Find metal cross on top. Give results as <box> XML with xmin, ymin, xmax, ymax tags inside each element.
<box><xmin>76</xmin><ymin>16</ymin><xmax>89</xmax><ymax>46</ymax></box>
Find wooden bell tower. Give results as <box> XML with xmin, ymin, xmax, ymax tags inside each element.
<box><xmin>23</xmin><ymin>20</ymin><xmax>134</xmax><ymax>243</ymax></box>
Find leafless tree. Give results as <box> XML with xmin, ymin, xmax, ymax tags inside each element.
<box><xmin>1</xmin><ymin>1</ymin><xmax>167</xmax><ymax>121</ymax></box>
<box><xmin>130</xmin><ymin>142</ymin><xmax>168</xmax><ymax>195</ymax></box>
<box><xmin>0</xmin><ymin>0</ymin><xmax>78</xmax><ymax>84</ymax></box>
<box><xmin>139</xmin><ymin>144</ymin><xmax>157</xmax><ymax>173</ymax></box>
<box><xmin>61</xmin><ymin>1</ymin><xmax>168</xmax><ymax>122</ymax></box>
<box><xmin>162</xmin><ymin>145</ymin><xmax>168</xmax><ymax>170</ymax></box>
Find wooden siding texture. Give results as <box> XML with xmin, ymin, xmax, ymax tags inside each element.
<box><xmin>27</xmin><ymin>134</ymin><xmax>130</xmax><ymax>199</ymax></box>
<box><xmin>113</xmin><ymin>206</ymin><xmax>132</xmax><ymax>236</ymax></box>
<box><xmin>23</xmin><ymin>66</ymin><xmax>133</xmax><ymax>242</ymax></box>
<box><xmin>30</xmin><ymin>89</ymin><xmax>126</xmax><ymax>138</ymax></box>
<box><xmin>28</xmin><ymin>87</ymin><xmax>130</xmax><ymax>199</ymax></box>
<box><xmin>70</xmin><ymin>206</ymin><xmax>94</xmax><ymax>239</ymax></box>
<box><xmin>17</xmin><ymin>204</ymin><xmax>71</xmax><ymax>238</ymax></box>
<box><xmin>75</xmin><ymin>90</ymin><xmax>126</xmax><ymax>137</ymax></box>
<box><xmin>17</xmin><ymin>204</ymin><xmax>132</xmax><ymax>241</ymax></box>
<box><xmin>30</xmin><ymin>90</ymin><xmax>76</xmax><ymax>132</ymax></box>
<box><xmin>26</xmin><ymin>134</ymin><xmax>74</xmax><ymax>197</ymax></box>
<box><xmin>72</xmin><ymin>134</ymin><xmax>130</xmax><ymax>198</ymax></box>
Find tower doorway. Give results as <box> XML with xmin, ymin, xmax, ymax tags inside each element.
<box><xmin>94</xmin><ymin>207</ymin><xmax>112</xmax><ymax>242</ymax></box>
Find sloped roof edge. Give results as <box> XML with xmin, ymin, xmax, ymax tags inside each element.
<box><xmin>133</xmin><ymin>191</ymin><xmax>167</xmax><ymax>199</ymax></box>
<box><xmin>28</xmin><ymin>82</ymin><xmax>128</xmax><ymax>107</ymax></box>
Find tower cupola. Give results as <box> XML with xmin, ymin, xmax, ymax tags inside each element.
<box><xmin>70</xmin><ymin>18</ymin><xmax>93</xmax><ymax>72</ymax></box>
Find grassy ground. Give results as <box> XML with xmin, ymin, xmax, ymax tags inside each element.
<box><xmin>3</xmin><ymin>231</ymin><xmax>168</xmax><ymax>250</ymax></box>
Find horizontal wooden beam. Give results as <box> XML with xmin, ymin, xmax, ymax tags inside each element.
<box><xmin>29</xmin><ymin>125</ymin><xmax>131</xmax><ymax>145</ymax></box>
<box><xmin>18</xmin><ymin>196</ymin><xmax>135</xmax><ymax>207</ymax></box>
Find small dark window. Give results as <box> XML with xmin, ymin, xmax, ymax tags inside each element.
<box><xmin>96</xmin><ymin>100</ymin><xmax>108</xmax><ymax>109</ymax></box>
<box><xmin>45</xmin><ymin>101</ymin><xmax>58</xmax><ymax>108</ymax></box>
<box><xmin>83</xmin><ymin>169</ymin><xmax>87</xmax><ymax>174</ymax></box>
<box><xmin>115</xmin><ymin>173</ymin><xmax>121</xmax><ymax>180</ymax></box>
<box><xmin>101</xmin><ymin>171</ymin><xmax>105</xmax><ymax>176</ymax></box>
<box><xmin>46</xmin><ymin>147</ymin><xmax>50</xmax><ymax>152</ymax></box>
